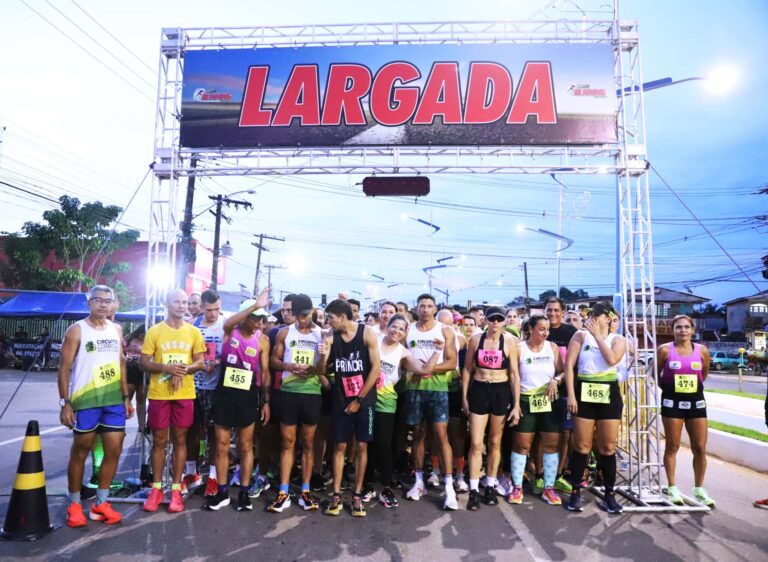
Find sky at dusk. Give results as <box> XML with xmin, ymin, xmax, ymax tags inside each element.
<box><xmin>0</xmin><ymin>0</ymin><xmax>766</xmax><ymax>309</ymax></box>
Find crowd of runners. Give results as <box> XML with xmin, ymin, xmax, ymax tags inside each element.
<box><xmin>57</xmin><ymin>284</ymin><xmax>720</xmax><ymax>527</ymax></box>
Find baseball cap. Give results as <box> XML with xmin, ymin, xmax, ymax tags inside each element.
<box><xmin>239</xmin><ymin>299</ymin><xmax>269</xmax><ymax>317</ymax></box>
<box><xmin>485</xmin><ymin>306</ymin><xmax>505</xmax><ymax>321</ymax></box>
<box><xmin>291</xmin><ymin>293</ymin><xmax>313</xmax><ymax>316</ymax></box>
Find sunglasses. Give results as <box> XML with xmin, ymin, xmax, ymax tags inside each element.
<box><xmin>487</xmin><ymin>316</ymin><xmax>505</xmax><ymax>322</ymax></box>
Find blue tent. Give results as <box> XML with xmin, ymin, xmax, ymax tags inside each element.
<box><xmin>0</xmin><ymin>292</ymin><xmax>145</xmax><ymax>321</ymax></box>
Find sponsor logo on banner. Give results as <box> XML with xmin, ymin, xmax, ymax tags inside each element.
<box><xmin>567</xmin><ymin>83</ymin><xmax>607</xmax><ymax>97</ymax></box>
<box><xmin>193</xmin><ymin>88</ymin><xmax>233</xmax><ymax>102</ymax></box>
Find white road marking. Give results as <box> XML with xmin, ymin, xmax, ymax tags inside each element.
<box><xmin>0</xmin><ymin>425</ymin><xmax>66</xmax><ymax>447</ymax></box>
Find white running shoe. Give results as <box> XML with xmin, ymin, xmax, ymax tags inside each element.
<box><xmin>406</xmin><ymin>481</ymin><xmax>426</xmax><ymax>501</ymax></box>
<box><xmin>426</xmin><ymin>472</ymin><xmax>441</xmax><ymax>488</ymax></box>
<box><xmin>444</xmin><ymin>490</ymin><xmax>459</xmax><ymax>511</ymax></box>
<box><xmin>454</xmin><ymin>477</ymin><xmax>469</xmax><ymax>493</ymax></box>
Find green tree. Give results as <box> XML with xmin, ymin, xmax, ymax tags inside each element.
<box><xmin>0</xmin><ymin>196</ymin><xmax>139</xmax><ymax>293</ymax></box>
<box><xmin>538</xmin><ymin>287</ymin><xmax>590</xmax><ymax>302</ymax></box>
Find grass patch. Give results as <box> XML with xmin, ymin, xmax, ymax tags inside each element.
<box><xmin>705</xmin><ymin>388</ymin><xmax>763</xmax><ymax>401</ymax></box>
<box><xmin>708</xmin><ymin>420</ymin><xmax>768</xmax><ymax>443</ymax></box>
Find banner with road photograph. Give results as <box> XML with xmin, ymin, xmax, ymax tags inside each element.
<box><xmin>180</xmin><ymin>43</ymin><xmax>617</xmax><ymax>149</ymax></box>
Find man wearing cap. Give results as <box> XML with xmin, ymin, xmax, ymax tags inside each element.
<box><xmin>204</xmin><ymin>290</ymin><xmax>271</xmax><ymax>512</ymax></box>
<box><xmin>268</xmin><ymin>293</ymin><xmax>330</xmax><ymax>513</ymax></box>
<box><xmin>186</xmin><ymin>289</ymin><xmax>225</xmax><ymax>497</ymax></box>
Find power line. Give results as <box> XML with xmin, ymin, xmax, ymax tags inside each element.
<box><xmin>19</xmin><ymin>0</ymin><xmax>154</xmax><ymax>103</ymax></box>
<box><xmin>42</xmin><ymin>0</ymin><xmax>155</xmax><ymax>89</ymax></box>
<box><xmin>69</xmin><ymin>0</ymin><xmax>155</xmax><ymax>73</ymax></box>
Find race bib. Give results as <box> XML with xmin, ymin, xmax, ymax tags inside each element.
<box><xmin>581</xmin><ymin>382</ymin><xmax>610</xmax><ymax>404</ymax></box>
<box><xmin>342</xmin><ymin>374</ymin><xmax>364</xmax><ymax>398</ymax></box>
<box><xmin>92</xmin><ymin>361</ymin><xmax>120</xmax><ymax>388</ymax></box>
<box><xmin>223</xmin><ymin>367</ymin><xmax>252</xmax><ymax>390</ymax></box>
<box><xmin>291</xmin><ymin>348</ymin><xmax>315</xmax><ymax>366</ymax></box>
<box><xmin>674</xmin><ymin>374</ymin><xmax>698</xmax><ymax>394</ymax></box>
<box><xmin>204</xmin><ymin>342</ymin><xmax>217</xmax><ymax>361</ymax></box>
<box><xmin>162</xmin><ymin>353</ymin><xmax>187</xmax><ymax>366</ymax></box>
<box><xmin>477</xmin><ymin>349</ymin><xmax>503</xmax><ymax>369</ymax></box>
<box><xmin>529</xmin><ymin>394</ymin><xmax>552</xmax><ymax>413</ymax></box>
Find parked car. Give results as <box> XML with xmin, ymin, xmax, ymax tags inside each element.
<box><xmin>709</xmin><ymin>351</ymin><xmax>743</xmax><ymax>371</ymax></box>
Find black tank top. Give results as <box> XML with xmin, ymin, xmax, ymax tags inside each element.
<box><xmin>474</xmin><ymin>332</ymin><xmax>509</xmax><ymax>371</ymax></box>
<box><xmin>332</xmin><ymin>324</ymin><xmax>374</xmax><ymax>405</ymax></box>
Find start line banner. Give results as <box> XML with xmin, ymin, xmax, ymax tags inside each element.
<box><xmin>179</xmin><ymin>43</ymin><xmax>617</xmax><ymax>149</ymax></box>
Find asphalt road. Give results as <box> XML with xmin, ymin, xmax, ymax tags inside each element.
<box><xmin>0</xmin><ymin>370</ymin><xmax>767</xmax><ymax>561</ymax></box>
<box><xmin>706</xmin><ymin>372</ymin><xmax>767</xmax><ymax>397</ymax></box>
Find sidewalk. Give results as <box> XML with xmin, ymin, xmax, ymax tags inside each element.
<box><xmin>704</xmin><ymin>389</ymin><xmax>767</xmax><ymax>434</ymax></box>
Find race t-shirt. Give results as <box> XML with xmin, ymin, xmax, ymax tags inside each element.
<box><xmin>142</xmin><ymin>321</ymin><xmax>206</xmax><ymax>400</ymax></box>
<box><xmin>69</xmin><ymin>320</ymin><xmax>123</xmax><ymax>410</ymax></box>
<box><xmin>376</xmin><ymin>334</ymin><xmax>405</xmax><ymax>413</ymax></box>
<box><xmin>217</xmin><ymin>328</ymin><xmax>263</xmax><ymax>394</ymax></box>
<box><xmin>193</xmin><ymin>316</ymin><xmax>225</xmax><ymax>391</ymax></box>
<box><xmin>405</xmin><ymin>322</ymin><xmax>448</xmax><ymax>392</ymax></box>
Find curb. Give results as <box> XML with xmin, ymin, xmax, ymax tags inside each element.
<box><xmin>679</xmin><ymin>427</ymin><xmax>768</xmax><ymax>473</ymax></box>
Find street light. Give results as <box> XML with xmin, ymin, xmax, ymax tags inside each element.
<box><xmin>516</xmin><ymin>224</ymin><xmax>574</xmax><ymax>296</ymax></box>
<box><xmin>402</xmin><ymin>212</ymin><xmax>442</xmax><ymax>293</ymax></box>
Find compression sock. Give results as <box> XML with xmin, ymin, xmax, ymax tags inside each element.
<box><xmin>96</xmin><ymin>488</ymin><xmax>109</xmax><ymax>505</ymax></box>
<box><xmin>511</xmin><ymin>452</ymin><xmax>527</xmax><ymax>487</ymax></box>
<box><xmin>543</xmin><ymin>453</ymin><xmax>558</xmax><ymax>488</ymax></box>
<box><xmin>569</xmin><ymin>452</ymin><xmax>588</xmax><ymax>490</ymax></box>
<box><xmin>600</xmin><ymin>454</ymin><xmax>617</xmax><ymax>494</ymax></box>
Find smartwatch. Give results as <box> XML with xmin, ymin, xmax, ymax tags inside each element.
<box><xmin>59</xmin><ymin>398</ymin><xmax>70</xmax><ymax>407</ymax></box>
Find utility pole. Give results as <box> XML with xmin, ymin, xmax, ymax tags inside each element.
<box><xmin>262</xmin><ymin>264</ymin><xmax>286</xmax><ymax>302</ymax></box>
<box><xmin>178</xmin><ymin>158</ymin><xmax>198</xmax><ymax>289</ymax></box>
<box><xmin>252</xmin><ymin>234</ymin><xmax>284</xmax><ymax>294</ymax></box>
<box><xmin>210</xmin><ymin>194</ymin><xmax>252</xmax><ymax>290</ymax></box>
<box><xmin>523</xmin><ymin>262</ymin><xmax>530</xmax><ymax>313</ymax></box>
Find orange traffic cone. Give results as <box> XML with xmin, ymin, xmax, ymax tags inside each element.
<box><xmin>1</xmin><ymin>420</ymin><xmax>55</xmax><ymax>540</ymax></box>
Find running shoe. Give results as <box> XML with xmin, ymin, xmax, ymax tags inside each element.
<box><xmin>467</xmin><ymin>489</ymin><xmax>481</xmax><ymax>511</ymax></box>
<box><xmin>324</xmin><ymin>494</ymin><xmax>343</xmax><ymax>516</ymax></box>
<box><xmin>229</xmin><ymin>467</ymin><xmax>241</xmax><ymax>487</ymax></box>
<box><xmin>693</xmin><ymin>487</ymin><xmax>716</xmax><ymax>508</ymax></box>
<box><xmin>507</xmin><ymin>485</ymin><xmax>523</xmax><ymax>505</ymax></box>
<box><xmin>90</xmin><ymin>501</ymin><xmax>122</xmax><ymax>524</ymax></box>
<box><xmin>351</xmin><ymin>494</ymin><xmax>367</xmax><ymax>517</ymax></box>
<box><xmin>495</xmin><ymin>475</ymin><xmax>511</xmax><ymax>496</ymax></box>
<box><xmin>248</xmin><ymin>477</ymin><xmax>270</xmax><ymax>499</ymax></box>
<box><xmin>267</xmin><ymin>491</ymin><xmax>292</xmax><ymax>513</ymax></box>
<box><xmin>237</xmin><ymin>490</ymin><xmax>252</xmax><ymax>512</ymax></box>
<box><xmin>542</xmin><ymin>487</ymin><xmax>562</xmax><ymax>506</ymax></box>
<box><xmin>182</xmin><ymin>472</ymin><xmax>202</xmax><ymax>493</ymax></box>
<box><xmin>298</xmin><ymin>490</ymin><xmax>319</xmax><ymax>511</ymax></box>
<box><xmin>533</xmin><ymin>477</ymin><xmax>545</xmax><ymax>495</ymax></box>
<box><xmin>667</xmin><ymin>485</ymin><xmax>684</xmax><ymax>506</ymax></box>
<box><xmin>380</xmin><ymin>487</ymin><xmax>399</xmax><ymax>509</ymax></box>
<box><xmin>66</xmin><ymin>502</ymin><xmax>87</xmax><ymax>528</ymax></box>
<box><xmin>443</xmin><ymin>490</ymin><xmax>459</xmax><ymax>511</ymax></box>
<box><xmin>484</xmin><ymin>485</ymin><xmax>499</xmax><ymax>506</ymax></box>
<box><xmin>600</xmin><ymin>493</ymin><xmax>623</xmax><ymax>514</ymax></box>
<box><xmin>406</xmin><ymin>480</ymin><xmax>426</xmax><ymax>501</ymax></box>
<box><xmin>204</xmin><ymin>478</ymin><xmax>218</xmax><ymax>497</ymax></box>
<box><xmin>554</xmin><ymin>475</ymin><xmax>573</xmax><ymax>494</ymax></box>
<box><xmin>361</xmin><ymin>485</ymin><xmax>377</xmax><ymax>503</ymax></box>
<box><xmin>203</xmin><ymin>491</ymin><xmax>231</xmax><ymax>511</ymax></box>
<box><xmin>310</xmin><ymin>472</ymin><xmax>326</xmax><ymax>492</ymax></box>
<box><xmin>427</xmin><ymin>472</ymin><xmax>441</xmax><ymax>488</ymax></box>
<box><xmin>168</xmin><ymin>489</ymin><xmax>184</xmax><ymax>513</ymax></box>
<box><xmin>754</xmin><ymin>497</ymin><xmax>768</xmax><ymax>510</ymax></box>
<box><xmin>143</xmin><ymin>487</ymin><xmax>164</xmax><ymax>512</ymax></box>
<box><xmin>566</xmin><ymin>492</ymin><xmax>583</xmax><ymax>512</ymax></box>
<box><xmin>454</xmin><ymin>476</ymin><xmax>469</xmax><ymax>494</ymax></box>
